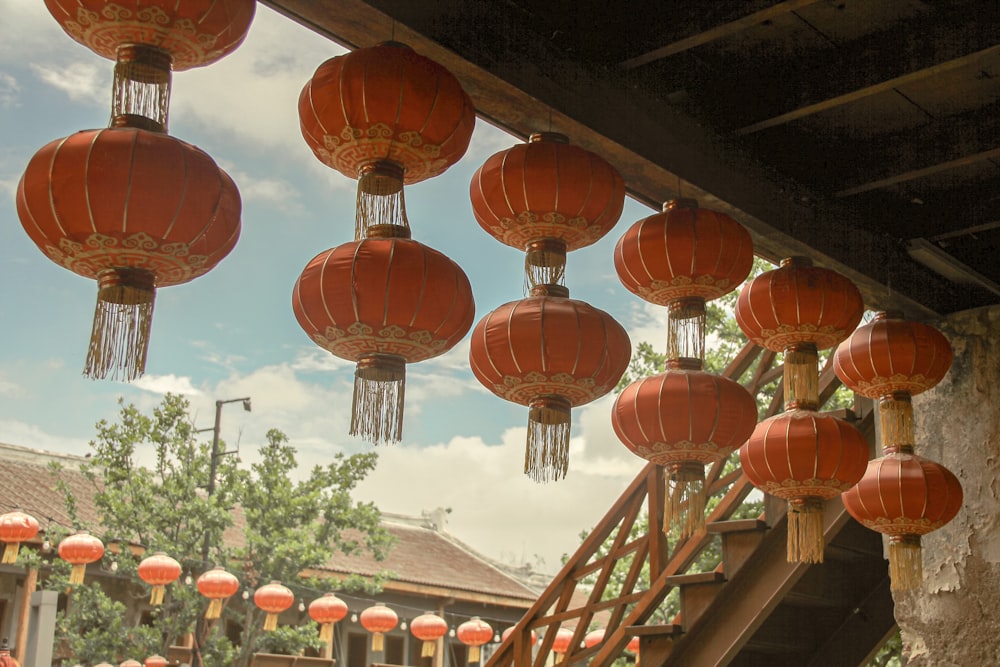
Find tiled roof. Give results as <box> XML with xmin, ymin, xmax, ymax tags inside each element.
<box><xmin>0</xmin><ymin>444</ymin><xmax>537</xmax><ymax>605</ymax></box>
<box><xmin>322</xmin><ymin>520</ymin><xmax>538</xmax><ymax>602</ymax></box>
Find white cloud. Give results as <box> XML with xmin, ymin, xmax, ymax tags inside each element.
<box><xmin>0</xmin><ymin>420</ymin><xmax>89</xmax><ymax>454</ymax></box>
<box><xmin>133</xmin><ymin>374</ymin><xmax>203</xmax><ymax>396</ymax></box>
<box><xmin>221</xmin><ymin>162</ymin><xmax>304</xmax><ymax>213</ymax></box>
<box><xmin>0</xmin><ymin>73</ymin><xmax>19</xmax><ymax>108</ymax></box>
<box><xmin>30</xmin><ymin>61</ymin><xmax>107</xmax><ymax>106</ymax></box>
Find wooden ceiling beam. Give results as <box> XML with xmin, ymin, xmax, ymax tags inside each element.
<box><xmin>836</xmin><ymin>147</ymin><xmax>1000</xmax><ymax>197</ymax></box>
<box><xmin>620</xmin><ymin>0</ymin><xmax>820</xmax><ymax>69</ymax></box>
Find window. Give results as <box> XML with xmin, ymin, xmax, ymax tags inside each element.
<box><xmin>384</xmin><ymin>635</ymin><xmax>405</xmax><ymax>664</ymax></box>
<box><xmin>347</xmin><ymin>632</ymin><xmax>368</xmax><ymax>667</ymax></box>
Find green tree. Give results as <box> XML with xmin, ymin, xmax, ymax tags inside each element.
<box><xmin>48</xmin><ymin>394</ymin><xmax>393</xmax><ymax>667</ymax></box>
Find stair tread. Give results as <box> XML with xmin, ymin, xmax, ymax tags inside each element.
<box><xmin>666</xmin><ymin>570</ymin><xmax>726</xmax><ymax>585</ymax></box>
<box><xmin>707</xmin><ymin>518</ymin><xmax>768</xmax><ymax>534</ymax></box>
<box><xmin>626</xmin><ymin>623</ymin><xmax>684</xmax><ymax>638</ymax></box>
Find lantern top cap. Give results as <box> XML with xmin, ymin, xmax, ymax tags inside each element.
<box><xmin>366</xmin><ymin>224</ymin><xmax>412</xmax><ymax>240</ymax></box>
<box><xmin>780</xmin><ymin>256</ymin><xmax>813</xmax><ymax>268</ymax></box>
<box><xmin>665</xmin><ymin>357</ymin><xmax>703</xmax><ymax>372</ymax></box>
<box><xmin>874</xmin><ymin>310</ymin><xmax>905</xmax><ymax>321</ymax></box>
<box><xmin>375</xmin><ymin>40</ymin><xmax>413</xmax><ymax>50</ymax></box>
<box><xmin>663</xmin><ymin>198</ymin><xmax>699</xmax><ymax>211</ymax></box>
<box><xmin>530</xmin><ymin>284</ymin><xmax>570</xmax><ymax>298</ymax></box>
<box><xmin>528</xmin><ymin>132</ymin><xmax>569</xmax><ymax>144</ymax></box>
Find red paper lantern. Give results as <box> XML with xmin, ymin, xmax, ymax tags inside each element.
<box><xmin>551</xmin><ymin>628</ymin><xmax>575</xmax><ymax>657</ymax></box>
<box><xmin>254</xmin><ymin>581</ymin><xmax>294</xmax><ymax>632</ymax></box>
<box><xmin>612</xmin><ymin>359</ymin><xmax>758</xmax><ymax>536</ymax></box>
<box><xmin>58</xmin><ymin>531</ymin><xmax>104</xmax><ymax>585</ymax></box>
<box><xmin>614</xmin><ymin>199</ymin><xmax>754</xmax><ymax>361</ymax></box>
<box><xmin>0</xmin><ymin>638</ymin><xmax>19</xmax><ymax>667</ymax></box>
<box><xmin>842</xmin><ymin>452</ymin><xmax>962</xmax><ymax>591</ymax></box>
<box><xmin>299</xmin><ymin>42</ymin><xmax>475</xmax><ymax>237</ymax></box>
<box><xmin>45</xmin><ymin>0</ymin><xmax>255</xmax><ymax>131</ymax></box>
<box><xmin>501</xmin><ymin>626</ymin><xmax>537</xmax><ymax>646</ymax></box>
<box><xmin>293</xmin><ymin>229</ymin><xmax>475</xmax><ymax>445</ymax></box>
<box><xmin>119</xmin><ymin>661</ymin><xmax>141</xmax><ymax>667</ymax></box>
<box><xmin>834</xmin><ymin>311</ymin><xmax>953</xmax><ymax>449</ymax></box>
<box><xmin>583</xmin><ymin>628</ymin><xmax>605</xmax><ymax>649</ymax></box>
<box><xmin>137</xmin><ymin>552</ymin><xmax>181</xmax><ymax>605</ymax></box>
<box><xmin>16</xmin><ymin>127</ymin><xmax>241</xmax><ymax>381</ymax></box>
<box><xmin>736</xmin><ymin>256</ymin><xmax>862</xmax><ymax>409</ymax></box>
<box><xmin>196</xmin><ymin>567</ymin><xmax>239</xmax><ymax>620</ymax></box>
<box><xmin>144</xmin><ymin>657</ymin><xmax>168</xmax><ymax>667</ymax></box>
<box><xmin>470</xmin><ymin>132</ymin><xmax>625</xmax><ymax>287</ymax></box>
<box><xmin>411</xmin><ymin>612</ymin><xmax>448</xmax><ymax>658</ymax></box>
<box><xmin>626</xmin><ymin>635</ymin><xmax>641</xmax><ymax>654</ymax></box>
<box><xmin>457</xmin><ymin>617</ymin><xmax>493</xmax><ymax>664</ymax></box>
<box><xmin>360</xmin><ymin>603</ymin><xmax>398</xmax><ymax>652</ymax></box>
<box><xmin>741</xmin><ymin>410</ymin><xmax>869</xmax><ymax>563</ymax></box>
<box><xmin>309</xmin><ymin>593</ymin><xmax>349</xmax><ymax>644</ymax></box>
<box><xmin>469</xmin><ymin>284</ymin><xmax>631</xmax><ymax>482</ymax></box>
<box><xmin>0</xmin><ymin>511</ymin><xmax>39</xmax><ymax>564</ymax></box>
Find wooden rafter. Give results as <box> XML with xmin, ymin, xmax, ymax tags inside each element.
<box><xmin>836</xmin><ymin>147</ymin><xmax>1000</xmax><ymax>197</ymax></box>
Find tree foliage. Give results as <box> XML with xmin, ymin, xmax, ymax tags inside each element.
<box><xmin>48</xmin><ymin>394</ymin><xmax>392</xmax><ymax>667</ymax></box>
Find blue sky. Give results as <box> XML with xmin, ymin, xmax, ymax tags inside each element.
<box><xmin>0</xmin><ymin>2</ymin><xmax>671</xmax><ymax>570</ymax></box>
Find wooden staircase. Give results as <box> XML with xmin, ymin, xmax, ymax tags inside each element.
<box><xmin>487</xmin><ymin>344</ymin><xmax>896</xmax><ymax>667</ymax></box>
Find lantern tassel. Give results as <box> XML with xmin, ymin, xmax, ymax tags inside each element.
<box><xmin>371</xmin><ymin>632</ymin><xmax>384</xmax><ymax>652</ymax></box>
<box><xmin>350</xmin><ymin>355</ymin><xmax>405</xmax><ymax>446</ymax></box>
<box><xmin>205</xmin><ymin>598</ymin><xmax>224</xmax><ymax>620</ymax></box>
<box><xmin>664</xmin><ymin>463</ymin><xmax>706</xmax><ymax>538</ymax></box>
<box><xmin>880</xmin><ymin>395</ymin><xmax>914</xmax><ymax>451</ymax></box>
<box><xmin>524</xmin><ymin>239</ymin><xmax>567</xmax><ymax>292</ymax></box>
<box><xmin>889</xmin><ymin>535</ymin><xmax>923</xmax><ymax>591</ymax></box>
<box><xmin>783</xmin><ymin>343</ymin><xmax>819</xmax><ymax>409</ymax></box>
<box><xmin>666</xmin><ymin>297</ymin><xmax>706</xmax><ymax>364</ymax></box>
<box><xmin>422</xmin><ymin>640</ymin><xmax>435</xmax><ymax>658</ymax></box>
<box><xmin>526</xmin><ymin>397</ymin><xmax>571</xmax><ymax>483</ymax></box>
<box><xmin>69</xmin><ymin>563</ymin><xmax>87</xmax><ymax>586</ymax></box>
<box><xmin>319</xmin><ymin>623</ymin><xmax>333</xmax><ymax>643</ymax></box>
<box><xmin>787</xmin><ymin>498</ymin><xmax>825</xmax><ymax>563</ymax></box>
<box><xmin>2</xmin><ymin>543</ymin><xmax>20</xmax><ymax>565</ymax></box>
<box><xmin>149</xmin><ymin>584</ymin><xmax>166</xmax><ymax>606</ymax></box>
<box><xmin>468</xmin><ymin>645</ymin><xmax>481</xmax><ymax>663</ymax></box>
<box><xmin>356</xmin><ymin>161</ymin><xmax>408</xmax><ymax>240</ymax></box>
<box><xmin>85</xmin><ymin>269</ymin><xmax>156</xmax><ymax>382</ymax></box>
<box><xmin>111</xmin><ymin>44</ymin><xmax>172</xmax><ymax>132</ymax></box>
<box><xmin>263</xmin><ymin>612</ymin><xmax>279</xmax><ymax>632</ymax></box>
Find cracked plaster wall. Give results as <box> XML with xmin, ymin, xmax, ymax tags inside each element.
<box><xmin>895</xmin><ymin>305</ymin><xmax>1000</xmax><ymax>665</ymax></box>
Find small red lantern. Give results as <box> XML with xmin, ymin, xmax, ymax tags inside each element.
<box><xmin>45</xmin><ymin>0</ymin><xmax>255</xmax><ymax>131</ymax></box>
<box><xmin>254</xmin><ymin>581</ymin><xmax>294</xmax><ymax>632</ymax></box>
<box><xmin>299</xmin><ymin>42</ymin><xmax>475</xmax><ymax>238</ymax></box>
<box><xmin>626</xmin><ymin>635</ymin><xmax>641</xmax><ymax>665</ymax></box>
<box><xmin>292</xmin><ymin>230</ymin><xmax>475</xmax><ymax>445</ymax></box>
<box><xmin>0</xmin><ymin>638</ymin><xmax>20</xmax><ymax>667</ymax></box>
<box><xmin>0</xmin><ymin>511</ymin><xmax>39</xmax><ymax>564</ymax></box>
<box><xmin>470</xmin><ymin>132</ymin><xmax>625</xmax><ymax>288</ymax></box>
<box><xmin>119</xmin><ymin>660</ymin><xmax>142</xmax><ymax>667</ymax></box>
<box><xmin>469</xmin><ymin>284</ymin><xmax>631</xmax><ymax>482</ymax></box>
<box><xmin>411</xmin><ymin>612</ymin><xmax>448</xmax><ymax>658</ymax></box>
<box><xmin>196</xmin><ymin>567</ymin><xmax>239</xmax><ymax>620</ymax></box>
<box><xmin>551</xmin><ymin>627</ymin><xmax>575</xmax><ymax>659</ymax></box>
<box><xmin>501</xmin><ymin>626</ymin><xmax>537</xmax><ymax>646</ymax></box>
<box><xmin>58</xmin><ymin>531</ymin><xmax>104</xmax><ymax>585</ymax></box>
<box><xmin>583</xmin><ymin>628</ymin><xmax>605</xmax><ymax>648</ymax></box>
<box><xmin>741</xmin><ymin>410</ymin><xmax>869</xmax><ymax>563</ymax></box>
<box><xmin>309</xmin><ymin>593</ymin><xmax>349</xmax><ymax>644</ymax></box>
<box><xmin>736</xmin><ymin>256</ymin><xmax>863</xmax><ymax>407</ymax></box>
<box><xmin>137</xmin><ymin>552</ymin><xmax>181</xmax><ymax>605</ymax></box>
<box><xmin>613</xmin><ymin>359</ymin><xmax>758</xmax><ymax>536</ymax></box>
<box><xmin>360</xmin><ymin>603</ymin><xmax>398</xmax><ymax>652</ymax></box>
<box><xmin>842</xmin><ymin>451</ymin><xmax>962</xmax><ymax>591</ymax></box>
<box><xmin>457</xmin><ymin>617</ymin><xmax>493</xmax><ymax>664</ymax></box>
<box><xmin>144</xmin><ymin>657</ymin><xmax>167</xmax><ymax>667</ymax></box>
<box><xmin>16</xmin><ymin>128</ymin><xmax>241</xmax><ymax>381</ymax></box>
<box><xmin>834</xmin><ymin>311</ymin><xmax>953</xmax><ymax>449</ymax></box>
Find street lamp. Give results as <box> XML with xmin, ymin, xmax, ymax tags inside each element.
<box><xmin>200</xmin><ymin>397</ymin><xmax>251</xmax><ymax>564</ymax></box>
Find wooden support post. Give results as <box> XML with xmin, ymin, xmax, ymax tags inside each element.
<box><xmin>14</xmin><ymin>566</ymin><xmax>38</xmax><ymax>663</ymax></box>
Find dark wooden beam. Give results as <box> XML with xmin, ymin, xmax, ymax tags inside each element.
<box><xmin>836</xmin><ymin>147</ymin><xmax>1000</xmax><ymax>197</ymax></box>
<box><xmin>805</xmin><ymin>576</ymin><xmax>896</xmax><ymax>667</ymax></box>
<box><xmin>620</xmin><ymin>0</ymin><xmax>820</xmax><ymax>69</ymax></box>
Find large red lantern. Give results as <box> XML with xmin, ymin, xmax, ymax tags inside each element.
<box><xmin>736</xmin><ymin>256</ymin><xmax>863</xmax><ymax>407</ymax></box>
<box><xmin>137</xmin><ymin>552</ymin><xmax>181</xmax><ymax>605</ymax></box>
<box><xmin>44</xmin><ymin>0</ymin><xmax>255</xmax><ymax>131</ymax></box>
<box><xmin>58</xmin><ymin>531</ymin><xmax>105</xmax><ymax>585</ymax></box>
<box><xmin>457</xmin><ymin>617</ymin><xmax>493</xmax><ymax>664</ymax></box>
<box><xmin>470</xmin><ymin>132</ymin><xmax>625</xmax><ymax>288</ymax></box>
<box><xmin>299</xmin><ymin>42</ymin><xmax>475</xmax><ymax>238</ymax></box>
<box><xmin>842</xmin><ymin>451</ymin><xmax>962</xmax><ymax>590</ymax></box>
<box><xmin>741</xmin><ymin>410</ymin><xmax>869</xmax><ymax>562</ymax></box>
<box><xmin>309</xmin><ymin>593</ymin><xmax>348</xmax><ymax>644</ymax></box>
<box><xmin>469</xmin><ymin>285</ymin><xmax>631</xmax><ymax>482</ymax></box>
<box><xmin>360</xmin><ymin>603</ymin><xmax>398</xmax><ymax>652</ymax></box>
<box><xmin>0</xmin><ymin>511</ymin><xmax>39</xmax><ymax>564</ymax></box>
<box><xmin>0</xmin><ymin>638</ymin><xmax>19</xmax><ymax>667</ymax></box>
<box><xmin>834</xmin><ymin>311</ymin><xmax>952</xmax><ymax>450</ymax></box>
<box><xmin>613</xmin><ymin>359</ymin><xmax>758</xmax><ymax>536</ymax></box>
<box><xmin>411</xmin><ymin>612</ymin><xmax>448</xmax><ymax>658</ymax></box>
<box><xmin>254</xmin><ymin>581</ymin><xmax>294</xmax><ymax>632</ymax></box>
<box><xmin>16</xmin><ymin>127</ymin><xmax>241</xmax><ymax>381</ymax></box>
<box><xmin>614</xmin><ymin>199</ymin><xmax>753</xmax><ymax>361</ymax></box>
<box><xmin>196</xmin><ymin>566</ymin><xmax>239</xmax><ymax>620</ymax></box>
<box><xmin>293</xmin><ymin>228</ymin><xmax>475</xmax><ymax>445</ymax></box>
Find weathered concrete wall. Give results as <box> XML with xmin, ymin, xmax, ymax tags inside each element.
<box><xmin>896</xmin><ymin>305</ymin><xmax>1000</xmax><ymax>665</ymax></box>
